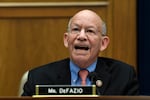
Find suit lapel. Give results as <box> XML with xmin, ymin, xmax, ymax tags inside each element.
<box><xmin>56</xmin><ymin>59</ymin><xmax>71</xmax><ymax>85</ymax></box>
<box><xmin>95</xmin><ymin>58</ymin><xmax>111</xmax><ymax>95</ymax></box>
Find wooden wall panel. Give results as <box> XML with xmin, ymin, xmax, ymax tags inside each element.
<box><xmin>0</xmin><ymin>0</ymin><xmax>137</xmax><ymax>96</ymax></box>
<box><xmin>113</xmin><ymin>0</ymin><xmax>137</xmax><ymax>68</ymax></box>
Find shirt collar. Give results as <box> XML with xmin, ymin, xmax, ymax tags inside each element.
<box><xmin>70</xmin><ymin>59</ymin><xmax>97</xmax><ymax>85</ymax></box>
<box><xmin>70</xmin><ymin>59</ymin><xmax>97</xmax><ymax>72</ymax></box>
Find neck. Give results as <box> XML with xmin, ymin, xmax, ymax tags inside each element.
<box><xmin>71</xmin><ymin>58</ymin><xmax>97</xmax><ymax>69</ymax></box>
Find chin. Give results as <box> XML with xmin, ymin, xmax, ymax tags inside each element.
<box><xmin>72</xmin><ymin>56</ymin><xmax>89</xmax><ymax>65</ymax></box>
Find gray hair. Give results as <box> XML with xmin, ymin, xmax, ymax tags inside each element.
<box><xmin>67</xmin><ymin>18</ymin><xmax>72</xmax><ymax>32</ymax></box>
<box><xmin>67</xmin><ymin>18</ymin><xmax>107</xmax><ymax>36</ymax></box>
<box><xmin>101</xmin><ymin>21</ymin><xmax>107</xmax><ymax>36</ymax></box>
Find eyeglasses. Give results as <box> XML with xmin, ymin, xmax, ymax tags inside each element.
<box><xmin>68</xmin><ymin>27</ymin><xmax>101</xmax><ymax>36</ymax></box>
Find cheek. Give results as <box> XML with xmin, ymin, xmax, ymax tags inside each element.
<box><xmin>67</xmin><ymin>36</ymin><xmax>76</xmax><ymax>47</ymax></box>
<box><xmin>90</xmin><ymin>37</ymin><xmax>101</xmax><ymax>46</ymax></box>
<box><xmin>90</xmin><ymin>39</ymin><xmax>102</xmax><ymax>51</ymax></box>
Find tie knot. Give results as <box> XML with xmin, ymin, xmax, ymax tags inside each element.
<box><xmin>78</xmin><ymin>69</ymin><xmax>89</xmax><ymax>85</ymax></box>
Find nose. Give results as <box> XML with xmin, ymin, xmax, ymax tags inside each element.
<box><xmin>77</xmin><ymin>29</ymin><xmax>87</xmax><ymax>41</ymax></box>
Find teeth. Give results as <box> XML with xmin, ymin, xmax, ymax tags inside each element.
<box><xmin>75</xmin><ymin>46</ymin><xmax>89</xmax><ymax>50</ymax></box>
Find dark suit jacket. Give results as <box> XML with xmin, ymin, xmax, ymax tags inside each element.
<box><xmin>22</xmin><ymin>57</ymin><xmax>139</xmax><ymax>96</ymax></box>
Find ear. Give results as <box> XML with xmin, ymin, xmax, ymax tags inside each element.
<box><xmin>64</xmin><ymin>32</ymin><xmax>69</xmax><ymax>48</ymax></box>
<box><xmin>100</xmin><ymin>36</ymin><xmax>110</xmax><ymax>51</ymax></box>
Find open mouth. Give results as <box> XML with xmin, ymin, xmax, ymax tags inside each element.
<box><xmin>74</xmin><ymin>45</ymin><xmax>89</xmax><ymax>50</ymax></box>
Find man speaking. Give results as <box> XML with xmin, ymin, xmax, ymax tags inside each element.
<box><xmin>22</xmin><ymin>9</ymin><xmax>139</xmax><ymax>96</ymax></box>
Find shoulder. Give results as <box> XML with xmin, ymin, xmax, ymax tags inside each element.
<box><xmin>29</xmin><ymin>58</ymin><xmax>70</xmax><ymax>75</ymax></box>
<box><xmin>97</xmin><ymin>57</ymin><xmax>137</xmax><ymax>84</ymax></box>
<box><xmin>98</xmin><ymin>57</ymin><xmax>133</xmax><ymax>67</ymax></box>
<box><xmin>97</xmin><ymin>57</ymin><xmax>135</xmax><ymax>73</ymax></box>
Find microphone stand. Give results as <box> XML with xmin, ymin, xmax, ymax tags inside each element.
<box><xmin>88</xmin><ymin>72</ymin><xmax>101</xmax><ymax>95</ymax></box>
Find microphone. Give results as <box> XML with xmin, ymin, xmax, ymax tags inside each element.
<box><xmin>88</xmin><ymin>72</ymin><xmax>102</xmax><ymax>95</ymax></box>
<box><xmin>88</xmin><ymin>72</ymin><xmax>98</xmax><ymax>85</ymax></box>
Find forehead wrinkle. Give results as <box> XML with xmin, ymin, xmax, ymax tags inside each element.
<box><xmin>71</xmin><ymin>22</ymin><xmax>96</xmax><ymax>29</ymax></box>
<box><xmin>71</xmin><ymin>19</ymin><xmax>99</xmax><ymax>30</ymax></box>
<box><xmin>70</xmin><ymin>10</ymin><xmax>102</xmax><ymax>31</ymax></box>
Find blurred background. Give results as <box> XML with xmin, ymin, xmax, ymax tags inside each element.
<box><xmin>0</xmin><ymin>0</ymin><xmax>149</xmax><ymax>96</ymax></box>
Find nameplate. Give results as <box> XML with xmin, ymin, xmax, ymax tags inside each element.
<box><xmin>34</xmin><ymin>85</ymin><xmax>96</xmax><ymax>96</ymax></box>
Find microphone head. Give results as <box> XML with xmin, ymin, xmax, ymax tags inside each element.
<box><xmin>88</xmin><ymin>72</ymin><xmax>103</xmax><ymax>87</ymax></box>
<box><xmin>88</xmin><ymin>72</ymin><xmax>97</xmax><ymax>80</ymax></box>
<box><xmin>88</xmin><ymin>72</ymin><xmax>98</xmax><ymax>85</ymax></box>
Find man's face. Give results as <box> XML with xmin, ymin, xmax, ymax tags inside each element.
<box><xmin>64</xmin><ymin>10</ymin><xmax>109</xmax><ymax>68</ymax></box>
